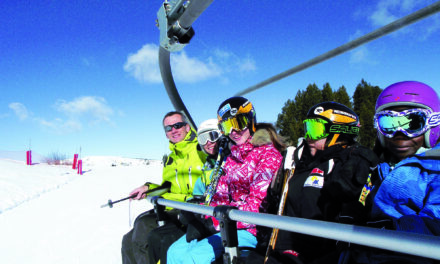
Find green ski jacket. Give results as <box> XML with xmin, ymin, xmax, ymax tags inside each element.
<box><xmin>149</xmin><ymin>129</ymin><xmax>206</xmax><ymax>202</ymax></box>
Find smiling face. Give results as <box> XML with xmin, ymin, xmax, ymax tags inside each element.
<box><xmin>163</xmin><ymin>114</ymin><xmax>190</xmax><ymax>144</ymax></box>
<box><xmin>382</xmin><ymin>106</ymin><xmax>425</xmax><ymax>163</ymax></box>
<box><xmin>203</xmin><ymin>141</ymin><xmax>217</xmax><ymax>155</ymax></box>
<box><xmin>229</xmin><ymin>127</ymin><xmax>251</xmax><ymax>145</ymax></box>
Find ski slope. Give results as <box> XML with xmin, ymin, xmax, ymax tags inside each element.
<box><xmin>0</xmin><ymin>155</ymin><xmax>162</xmax><ymax>264</ymax></box>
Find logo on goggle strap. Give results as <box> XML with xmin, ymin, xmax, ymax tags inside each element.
<box><xmin>428</xmin><ymin>113</ymin><xmax>440</xmax><ymax>127</ymax></box>
<box><xmin>314</xmin><ymin>106</ymin><xmax>324</xmax><ymax>115</ymax></box>
<box><xmin>218</xmin><ymin>103</ymin><xmax>231</xmax><ymax>119</ymax></box>
<box><xmin>230</xmin><ymin>108</ymin><xmax>237</xmax><ymax>116</ymax></box>
<box><xmin>329</xmin><ymin>125</ymin><xmax>359</xmax><ymax>134</ymax></box>
<box><xmin>333</xmin><ymin>109</ymin><xmax>357</xmax><ymax>120</ymax></box>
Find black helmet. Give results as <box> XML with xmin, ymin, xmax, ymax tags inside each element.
<box><xmin>217</xmin><ymin>96</ymin><xmax>256</xmax><ymax>136</ymax></box>
<box><xmin>305</xmin><ymin>101</ymin><xmax>360</xmax><ymax>147</ymax></box>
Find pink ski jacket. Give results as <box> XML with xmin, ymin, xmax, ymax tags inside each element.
<box><xmin>209</xmin><ymin>128</ymin><xmax>283</xmax><ymax>236</ymax></box>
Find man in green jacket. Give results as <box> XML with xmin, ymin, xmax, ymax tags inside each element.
<box><xmin>122</xmin><ymin>111</ymin><xmax>206</xmax><ymax>264</ymax></box>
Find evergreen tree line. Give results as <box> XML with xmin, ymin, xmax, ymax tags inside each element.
<box><xmin>276</xmin><ymin>79</ymin><xmax>383</xmax><ymax>149</ymax></box>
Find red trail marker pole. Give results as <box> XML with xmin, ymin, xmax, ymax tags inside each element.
<box><xmin>72</xmin><ymin>154</ymin><xmax>78</xmax><ymax>169</ymax></box>
<box><xmin>26</xmin><ymin>150</ymin><xmax>32</xmax><ymax>165</ymax></box>
<box><xmin>77</xmin><ymin>159</ymin><xmax>83</xmax><ymax>175</ymax></box>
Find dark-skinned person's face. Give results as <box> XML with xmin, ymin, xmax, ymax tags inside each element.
<box><xmin>382</xmin><ymin>106</ymin><xmax>425</xmax><ymax>163</ymax></box>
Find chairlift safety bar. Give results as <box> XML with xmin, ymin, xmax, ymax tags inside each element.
<box><xmin>147</xmin><ymin>196</ymin><xmax>440</xmax><ymax>261</ymax></box>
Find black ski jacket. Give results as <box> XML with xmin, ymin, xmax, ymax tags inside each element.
<box><xmin>268</xmin><ymin>141</ymin><xmax>379</xmax><ymax>264</ymax></box>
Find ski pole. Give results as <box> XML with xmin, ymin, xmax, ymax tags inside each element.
<box><xmin>100</xmin><ymin>193</ymin><xmax>137</xmax><ymax>208</ymax></box>
<box><xmin>101</xmin><ymin>182</ymin><xmax>172</xmax><ymax>208</ymax></box>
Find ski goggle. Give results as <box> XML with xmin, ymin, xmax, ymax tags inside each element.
<box><xmin>197</xmin><ymin>130</ymin><xmax>221</xmax><ymax>145</ymax></box>
<box><xmin>374</xmin><ymin>108</ymin><xmax>440</xmax><ymax>138</ymax></box>
<box><xmin>303</xmin><ymin>118</ymin><xmax>329</xmax><ymax>140</ymax></box>
<box><xmin>219</xmin><ymin>115</ymin><xmax>250</xmax><ymax>136</ymax></box>
<box><xmin>164</xmin><ymin>122</ymin><xmax>187</xmax><ymax>132</ymax></box>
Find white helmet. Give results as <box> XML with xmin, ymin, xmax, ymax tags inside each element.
<box><xmin>197</xmin><ymin>119</ymin><xmax>221</xmax><ymax>153</ymax></box>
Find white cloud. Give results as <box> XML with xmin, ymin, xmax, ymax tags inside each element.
<box><xmin>212</xmin><ymin>48</ymin><xmax>257</xmax><ymax>74</ymax></box>
<box><xmin>124</xmin><ymin>44</ymin><xmax>162</xmax><ymax>83</ymax></box>
<box><xmin>348</xmin><ymin>30</ymin><xmax>371</xmax><ymax>64</ymax></box>
<box><xmin>54</xmin><ymin>96</ymin><xmax>113</xmax><ymax>122</ymax></box>
<box><xmin>8</xmin><ymin>97</ymin><xmax>114</xmax><ymax>134</ymax></box>
<box><xmin>37</xmin><ymin>118</ymin><xmax>82</xmax><ymax>134</ymax></box>
<box><xmin>171</xmin><ymin>52</ymin><xmax>220</xmax><ymax>82</ymax></box>
<box><xmin>422</xmin><ymin>13</ymin><xmax>440</xmax><ymax>40</ymax></box>
<box><xmin>369</xmin><ymin>0</ymin><xmax>400</xmax><ymax>26</ymax></box>
<box><xmin>9</xmin><ymin>102</ymin><xmax>29</xmax><ymax>120</ymax></box>
<box><xmin>124</xmin><ymin>43</ymin><xmax>256</xmax><ymax>84</ymax></box>
<box><xmin>37</xmin><ymin>96</ymin><xmax>113</xmax><ymax>134</ymax></box>
<box><xmin>349</xmin><ymin>46</ymin><xmax>368</xmax><ymax>64</ymax></box>
<box><xmin>237</xmin><ymin>57</ymin><xmax>257</xmax><ymax>73</ymax></box>
<box><xmin>351</xmin><ymin>1</ymin><xmax>438</xmax><ymax>63</ymax></box>
<box><xmin>369</xmin><ymin>0</ymin><xmax>436</xmax><ymax>31</ymax></box>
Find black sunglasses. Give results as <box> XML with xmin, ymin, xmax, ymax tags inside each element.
<box><xmin>164</xmin><ymin>122</ymin><xmax>187</xmax><ymax>132</ymax></box>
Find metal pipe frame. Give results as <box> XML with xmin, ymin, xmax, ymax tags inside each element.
<box><xmin>147</xmin><ymin>196</ymin><xmax>440</xmax><ymax>261</ymax></box>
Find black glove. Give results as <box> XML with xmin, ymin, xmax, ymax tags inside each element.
<box><xmin>217</xmin><ymin>135</ymin><xmax>231</xmax><ymax>157</ymax></box>
<box><xmin>178</xmin><ymin>210</ymin><xmax>198</xmax><ymax>225</ymax></box>
<box><xmin>186</xmin><ymin>195</ymin><xmax>205</xmax><ymax>204</ymax></box>
<box><xmin>179</xmin><ymin>211</ymin><xmax>216</xmax><ymax>242</ymax></box>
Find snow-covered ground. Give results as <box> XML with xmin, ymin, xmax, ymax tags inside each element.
<box><xmin>0</xmin><ymin>153</ymin><xmax>162</xmax><ymax>264</ymax></box>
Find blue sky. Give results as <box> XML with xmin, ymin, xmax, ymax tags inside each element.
<box><xmin>1</xmin><ymin>0</ymin><xmax>439</xmax><ymax>160</ymax></box>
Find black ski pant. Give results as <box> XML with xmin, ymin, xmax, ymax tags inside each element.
<box><xmin>147</xmin><ymin>220</ymin><xmax>186</xmax><ymax>264</ymax></box>
<box><xmin>122</xmin><ymin>210</ymin><xmax>158</xmax><ymax>264</ymax></box>
<box><xmin>121</xmin><ymin>209</ymin><xmax>182</xmax><ymax>264</ymax></box>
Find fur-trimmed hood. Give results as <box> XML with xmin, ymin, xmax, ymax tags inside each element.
<box><xmin>250</xmin><ymin>128</ymin><xmax>272</xmax><ymax>147</ymax></box>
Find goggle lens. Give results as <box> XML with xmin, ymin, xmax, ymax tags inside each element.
<box><xmin>303</xmin><ymin>118</ymin><xmax>329</xmax><ymax>140</ymax></box>
<box><xmin>198</xmin><ymin>130</ymin><xmax>221</xmax><ymax>145</ymax></box>
<box><xmin>219</xmin><ymin>115</ymin><xmax>249</xmax><ymax>136</ymax></box>
<box><xmin>164</xmin><ymin>122</ymin><xmax>187</xmax><ymax>132</ymax></box>
<box><xmin>374</xmin><ymin>109</ymin><xmax>430</xmax><ymax>138</ymax></box>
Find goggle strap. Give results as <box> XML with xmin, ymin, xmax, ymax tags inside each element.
<box><xmin>327</xmin><ymin>134</ymin><xmax>339</xmax><ymax>147</ymax></box>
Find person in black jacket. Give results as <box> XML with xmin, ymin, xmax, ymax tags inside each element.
<box><xmin>247</xmin><ymin>101</ymin><xmax>379</xmax><ymax>264</ymax></box>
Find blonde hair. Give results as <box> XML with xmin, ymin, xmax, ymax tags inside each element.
<box><xmin>255</xmin><ymin>122</ymin><xmax>287</xmax><ymax>153</ymax></box>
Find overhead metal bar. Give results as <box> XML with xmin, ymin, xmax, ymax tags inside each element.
<box><xmin>157</xmin><ymin>0</ymin><xmax>214</xmax><ymax>129</ymax></box>
<box><xmin>158</xmin><ymin>47</ymin><xmax>197</xmax><ymax>128</ymax></box>
<box><xmin>235</xmin><ymin>1</ymin><xmax>440</xmax><ymax>96</ymax></box>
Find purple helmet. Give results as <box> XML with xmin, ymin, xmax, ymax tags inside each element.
<box><xmin>375</xmin><ymin>81</ymin><xmax>440</xmax><ymax>148</ymax></box>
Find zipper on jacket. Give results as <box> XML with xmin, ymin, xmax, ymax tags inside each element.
<box><xmin>188</xmin><ymin>166</ymin><xmax>192</xmax><ymax>189</ymax></box>
<box><xmin>175</xmin><ymin>169</ymin><xmax>181</xmax><ymax>191</ymax></box>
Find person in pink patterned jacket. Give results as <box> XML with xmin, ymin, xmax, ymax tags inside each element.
<box><xmin>167</xmin><ymin>97</ymin><xmax>284</xmax><ymax>264</ymax></box>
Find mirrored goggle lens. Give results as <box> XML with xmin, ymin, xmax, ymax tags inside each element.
<box><xmin>303</xmin><ymin>118</ymin><xmax>329</xmax><ymax>140</ymax></box>
<box><xmin>219</xmin><ymin>115</ymin><xmax>249</xmax><ymax>135</ymax></box>
<box><xmin>164</xmin><ymin>122</ymin><xmax>187</xmax><ymax>132</ymax></box>
<box><xmin>374</xmin><ymin>109</ymin><xmax>428</xmax><ymax>138</ymax></box>
<box><xmin>198</xmin><ymin>130</ymin><xmax>221</xmax><ymax>145</ymax></box>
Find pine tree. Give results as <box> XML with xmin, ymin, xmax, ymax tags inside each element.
<box><xmin>334</xmin><ymin>85</ymin><xmax>352</xmax><ymax>108</ymax></box>
<box><xmin>352</xmin><ymin>79</ymin><xmax>382</xmax><ymax>148</ymax></box>
<box><xmin>322</xmin><ymin>83</ymin><xmax>334</xmax><ymax>102</ymax></box>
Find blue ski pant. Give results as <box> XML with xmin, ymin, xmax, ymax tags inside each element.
<box><xmin>167</xmin><ymin>230</ymin><xmax>257</xmax><ymax>264</ymax></box>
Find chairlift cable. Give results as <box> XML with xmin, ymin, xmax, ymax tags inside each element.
<box><xmin>235</xmin><ymin>1</ymin><xmax>440</xmax><ymax>96</ymax></box>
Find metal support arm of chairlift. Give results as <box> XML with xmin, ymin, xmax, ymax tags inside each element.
<box><xmin>157</xmin><ymin>0</ymin><xmax>214</xmax><ymax>129</ymax></box>
<box><xmin>148</xmin><ymin>196</ymin><xmax>440</xmax><ymax>263</ymax></box>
